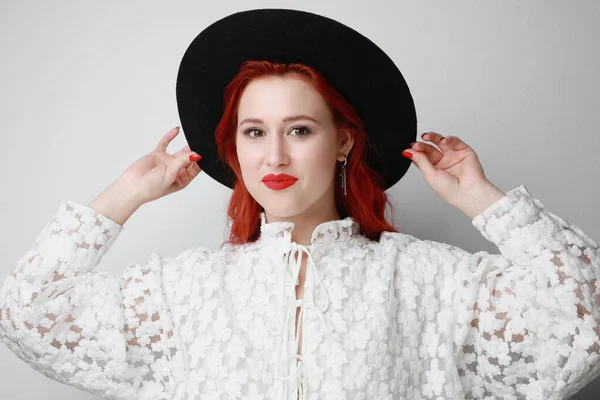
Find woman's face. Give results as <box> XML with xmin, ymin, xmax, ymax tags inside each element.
<box><xmin>235</xmin><ymin>76</ymin><xmax>352</xmax><ymax>220</ymax></box>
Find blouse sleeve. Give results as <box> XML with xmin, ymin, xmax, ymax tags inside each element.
<box><xmin>446</xmin><ymin>184</ymin><xmax>600</xmax><ymax>399</ymax></box>
<box><xmin>0</xmin><ymin>200</ymin><xmax>183</xmax><ymax>400</ymax></box>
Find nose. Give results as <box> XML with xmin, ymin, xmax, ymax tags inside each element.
<box><xmin>264</xmin><ymin>134</ymin><xmax>290</xmax><ymax>167</ymax></box>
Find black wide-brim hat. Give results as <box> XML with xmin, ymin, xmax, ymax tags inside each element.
<box><xmin>176</xmin><ymin>8</ymin><xmax>417</xmax><ymax>191</ymax></box>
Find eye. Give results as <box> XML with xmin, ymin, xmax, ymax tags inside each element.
<box><xmin>290</xmin><ymin>126</ymin><xmax>312</xmax><ymax>137</ymax></box>
<box><xmin>243</xmin><ymin>128</ymin><xmax>264</xmax><ymax>138</ymax></box>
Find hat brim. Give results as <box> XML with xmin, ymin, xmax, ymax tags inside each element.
<box><xmin>176</xmin><ymin>8</ymin><xmax>417</xmax><ymax>190</ymax></box>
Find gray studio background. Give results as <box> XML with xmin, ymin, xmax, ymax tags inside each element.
<box><xmin>1</xmin><ymin>1</ymin><xmax>599</xmax><ymax>399</ymax></box>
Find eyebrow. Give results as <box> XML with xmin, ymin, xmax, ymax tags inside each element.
<box><xmin>238</xmin><ymin>115</ymin><xmax>319</xmax><ymax>127</ymax></box>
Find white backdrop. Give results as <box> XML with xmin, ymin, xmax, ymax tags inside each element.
<box><xmin>1</xmin><ymin>1</ymin><xmax>599</xmax><ymax>398</ymax></box>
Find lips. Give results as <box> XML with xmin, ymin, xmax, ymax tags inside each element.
<box><xmin>261</xmin><ymin>173</ymin><xmax>298</xmax><ymax>190</ymax></box>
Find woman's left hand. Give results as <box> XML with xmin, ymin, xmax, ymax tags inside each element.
<box><xmin>402</xmin><ymin>131</ymin><xmax>502</xmax><ymax>213</ymax></box>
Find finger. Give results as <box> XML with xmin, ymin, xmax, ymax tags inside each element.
<box><xmin>403</xmin><ymin>148</ymin><xmax>436</xmax><ymax>177</ymax></box>
<box><xmin>172</xmin><ymin>144</ymin><xmax>191</xmax><ymax>158</ymax></box>
<box><xmin>421</xmin><ymin>131</ymin><xmax>445</xmax><ymax>144</ymax></box>
<box><xmin>421</xmin><ymin>132</ymin><xmax>451</xmax><ymax>152</ymax></box>
<box><xmin>156</xmin><ymin>126</ymin><xmax>180</xmax><ymax>152</ymax></box>
<box><xmin>166</xmin><ymin>151</ymin><xmax>199</xmax><ymax>182</ymax></box>
<box><xmin>439</xmin><ymin>135</ymin><xmax>471</xmax><ymax>151</ymax></box>
<box><xmin>187</xmin><ymin>158</ymin><xmax>202</xmax><ymax>177</ymax></box>
<box><xmin>423</xmin><ymin>132</ymin><xmax>470</xmax><ymax>151</ymax></box>
<box><xmin>410</xmin><ymin>141</ymin><xmax>444</xmax><ymax>165</ymax></box>
<box><xmin>177</xmin><ymin>160</ymin><xmax>202</xmax><ymax>184</ymax></box>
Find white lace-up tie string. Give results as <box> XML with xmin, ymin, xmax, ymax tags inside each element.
<box><xmin>267</xmin><ymin>243</ymin><xmax>332</xmax><ymax>400</ymax></box>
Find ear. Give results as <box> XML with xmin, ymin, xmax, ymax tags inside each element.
<box><xmin>337</xmin><ymin>128</ymin><xmax>355</xmax><ymax>162</ymax></box>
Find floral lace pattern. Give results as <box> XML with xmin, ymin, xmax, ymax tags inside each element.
<box><xmin>1</xmin><ymin>184</ymin><xmax>599</xmax><ymax>399</ymax></box>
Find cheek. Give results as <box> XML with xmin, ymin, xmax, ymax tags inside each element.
<box><xmin>301</xmin><ymin>143</ymin><xmax>337</xmax><ymax>179</ymax></box>
<box><xmin>236</xmin><ymin>145</ymin><xmax>254</xmax><ymax>173</ymax></box>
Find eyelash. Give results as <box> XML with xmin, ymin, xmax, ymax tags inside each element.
<box><xmin>242</xmin><ymin>125</ymin><xmax>312</xmax><ymax>139</ymax></box>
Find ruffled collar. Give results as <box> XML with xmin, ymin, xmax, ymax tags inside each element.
<box><xmin>258</xmin><ymin>211</ymin><xmax>360</xmax><ymax>246</ymax></box>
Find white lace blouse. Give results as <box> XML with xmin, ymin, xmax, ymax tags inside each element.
<box><xmin>1</xmin><ymin>184</ymin><xmax>599</xmax><ymax>400</ymax></box>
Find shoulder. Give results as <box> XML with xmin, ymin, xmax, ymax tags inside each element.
<box><xmin>378</xmin><ymin>230</ymin><xmax>419</xmax><ymax>251</ymax></box>
<box><xmin>378</xmin><ymin>230</ymin><xmax>472</xmax><ymax>269</ymax></box>
<box><xmin>165</xmin><ymin>239</ymin><xmax>252</xmax><ymax>262</ymax></box>
<box><xmin>157</xmin><ymin>241</ymin><xmax>253</xmax><ymax>277</ymax></box>
<box><xmin>143</xmin><ymin>245</ymin><xmax>220</xmax><ymax>283</ymax></box>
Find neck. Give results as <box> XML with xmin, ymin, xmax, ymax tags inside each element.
<box><xmin>264</xmin><ymin>203</ymin><xmax>341</xmax><ymax>246</ymax></box>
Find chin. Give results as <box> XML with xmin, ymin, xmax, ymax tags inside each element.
<box><xmin>262</xmin><ymin>204</ymin><xmax>303</xmax><ymax>219</ymax></box>
<box><xmin>258</xmin><ymin>197</ymin><xmax>308</xmax><ymax>220</ymax></box>
<box><xmin>250</xmin><ymin>188</ymin><xmax>297</xmax><ymax>217</ymax></box>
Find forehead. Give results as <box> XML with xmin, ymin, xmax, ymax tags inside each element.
<box><xmin>237</xmin><ymin>76</ymin><xmax>329</xmax><ymax>118</ymax></box>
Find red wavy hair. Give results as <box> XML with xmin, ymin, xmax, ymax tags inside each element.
<box><xmin>214</xmin><ymin>60</ymin><xmax>398</xmax><ymax>244</ymax></box>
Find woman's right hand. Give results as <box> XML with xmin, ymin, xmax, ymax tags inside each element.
<box><xmin>118</xmin><ymin>126</ymin><xmax>203</xmax><ymax>205</ymax></box>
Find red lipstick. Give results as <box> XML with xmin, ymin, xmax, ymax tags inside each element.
<box><xmin>261</xmin><ymin>173</ymin><xmax>298</xmax><ymax>190</ymax></box>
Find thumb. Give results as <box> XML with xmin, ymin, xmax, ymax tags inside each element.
<box><xmin>166</xmin><ymin>152</ymin><xmax>201</xmax><ymax>182</ymax></box>
<box><xmin>404</xmin><ymin>150</ymin><xmax>436</xmax><ymax>178</ymax></box>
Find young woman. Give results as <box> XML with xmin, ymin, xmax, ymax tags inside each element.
<box><xmin>1</xmin><ymin>8</ymin><xmax>599</xmax><ymax>400</ymax></box>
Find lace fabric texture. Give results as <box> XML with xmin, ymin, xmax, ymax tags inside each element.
<box><xmin>0</xmin><ymin>184</ymin><xmax>599</xmax><ymax>399</ymax></box>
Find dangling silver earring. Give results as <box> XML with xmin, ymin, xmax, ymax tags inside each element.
<box><xmin>341</xmin><ymin>155</ymin><xmax>347</xmax><ymax>196</ymax></box>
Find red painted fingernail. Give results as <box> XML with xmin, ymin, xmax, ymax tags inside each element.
<box><xmin>402</xmin><ymin>151</ymin><xmax>413</xmax><ymax>159</ymax></box>
<box><xmin>190</xmin><ymin>155</ymin><xmax>202</xmax><ymax>161</ymax></box>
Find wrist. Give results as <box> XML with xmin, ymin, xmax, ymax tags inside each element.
<box><xmin>459</xmin><ymin>181</ymin><xmax>506</xmax><ymax>221</ymax></box>
<box><xmin>112</xmin><ymin>175</ymin><xmax>147</xmax><ymax>207</ymax></box>
<box><xmin>88</xmin><ymin>178</ymin><xmax>144</xmax><ymax>226</ymax></box>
